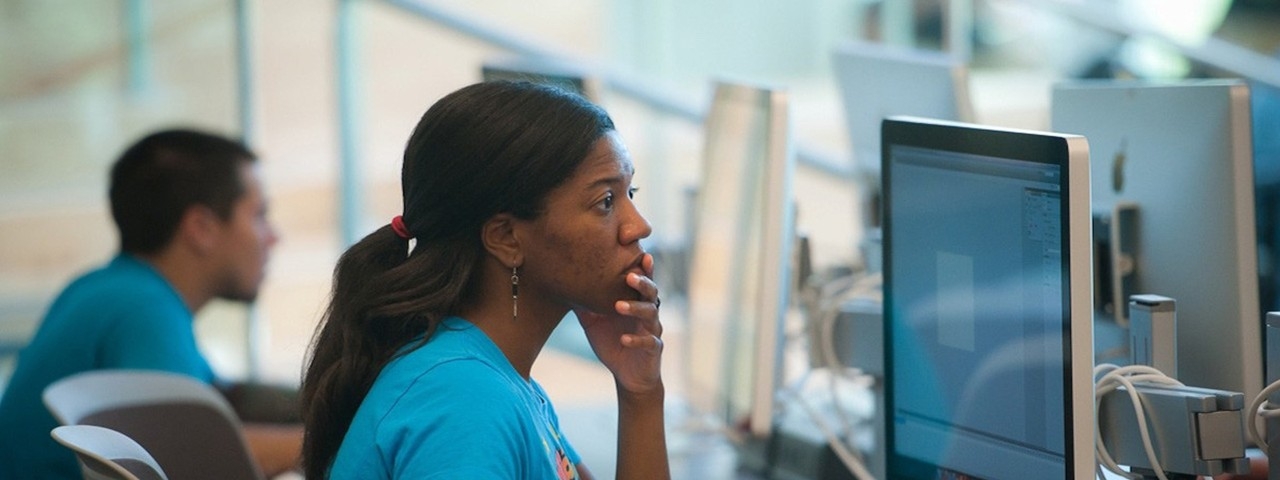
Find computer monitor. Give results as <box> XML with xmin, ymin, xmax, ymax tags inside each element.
<box><xmin>832</xmin><ymin>41</ymin><xmax>974</xmax><ymax>219</ymax></box>
<box><xmin>1051</xmin><ymin>79</ymin><xmax>1262</xmax><ymax>402</ymax></box>
<box><xmin>685</xmin><ymin>80</ymin><xmax>795</xmax><ymax>439</ymax></box>
<box><xmin>481</xmin><ymin>56</ymin><xmax>602</xmax><ymax>102</ymax></box>
<box><xmin>881</xmin><ymin>117</ymin><xmax>1094</xmax><ymax>479</ymax></box>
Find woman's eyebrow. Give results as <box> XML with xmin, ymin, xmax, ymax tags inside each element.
<box><xmin>586</xmin><ymin>175</ymin><xmax>626</xmax><ymax>190</ymax></box>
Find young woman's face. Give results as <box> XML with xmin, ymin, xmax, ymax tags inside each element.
<box><xmin>516</xmin><ymin>132</ymin><xmax>653</xmax><ymax>315</ymax></box>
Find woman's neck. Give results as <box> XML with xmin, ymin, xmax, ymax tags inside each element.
<box><xmin>458</xmin><ymin>299</ymin><xmax>568</xmax><ymax>379</ymax></box>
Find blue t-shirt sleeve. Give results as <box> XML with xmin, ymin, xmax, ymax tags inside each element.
<box><xmin>98</xmin><ymin>298</ymin><xmax>215</xmax><ymax>383</ymax></box>
<box><xmin>378</xmin><ymin>360</ymin><xmax>533</xmax><ymax>479</ymax></box>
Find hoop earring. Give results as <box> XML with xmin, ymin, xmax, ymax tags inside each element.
<box><xmin>511</xmin><ymin>266</ymin><xmax>519</xmax><ymax>320</ymax></box>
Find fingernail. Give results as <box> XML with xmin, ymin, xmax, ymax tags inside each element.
<box><xmin>617</xmin><ymin>301</ymin><xmax>631</xmax><ymax>314</ymax></box>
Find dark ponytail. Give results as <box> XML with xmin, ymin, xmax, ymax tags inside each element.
<box><xmin>300</xmin><ymin>225</ymin><xmax>480</xmax><ymax>479</ymax></box>
<box><xmin>299</xmin><ymin>80</ymin><xmax>613</xmax><ymax>478</ymax></box>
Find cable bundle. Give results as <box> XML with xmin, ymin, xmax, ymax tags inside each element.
<box><xmin>1247</xmin><ymin>378</ymin><xmax>1280</xmax><ymax>450</ymax></box>
<box><xmin>1093</xmin><ymin>364</ymin><xmax>1183</xmax><ymax>480</ymax></box>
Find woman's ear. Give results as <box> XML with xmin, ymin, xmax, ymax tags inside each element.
<box><xmin>481</xmin><ymin>213</ymin><xmax>523</xmax><ymax>268</ymax></box>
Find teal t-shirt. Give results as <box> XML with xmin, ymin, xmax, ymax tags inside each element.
<box><xmin>0</xmin><ymin>254</ymin><xmax>215</xmax><ymax>480</ymax></box>
<box><xmin>329</xmin><ymin>316</ymin><xmax>582</xmax><ymax>480</ymax></box>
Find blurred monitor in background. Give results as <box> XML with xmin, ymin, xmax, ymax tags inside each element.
<box><xmin>684</xmin><ymin>80</ymin><xmax>795</xmax><ymax>446</ymax></box>
<box><xmin>1052</xmin><ymin>80</ymin><xmax>1262</xmax><ymax>402</ymax></box>
<box><xmin>482</xmin><ymin>56</ymin><xmax>602</xmax><ymax>102</ymax></box>
<box><xmin>832</xmin><ymin>40</ymin><xmax>973</xmax><ymax>232</ymax></box>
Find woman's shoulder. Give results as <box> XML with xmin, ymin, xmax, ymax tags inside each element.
<box><xmin>395</xmin><ymin>350</ymin><xmax>513</xmax><ymax>393</ymax></box>
<box><xmin>361</xmin><ymin>317</ymin><xmax>531</xmax><ymax>422</ymax></box>
<box><xmin>374</xmin><ymin>340</ymin><xmax>525</xmax><ymax>409</ymax></box>
<box><xmin>386</xmin><ymin>320</ymin><xmax>506</xmax><ymax>375</ymax></box>
<box><xmin>333</xmin><ymin>357</ymin><xmax>532</xmax><ymax>479</ymax></box>
<box><xmin>368</xmin><ymin>355</ymin><xmax>533</xmax><ymax>442</ymax></box>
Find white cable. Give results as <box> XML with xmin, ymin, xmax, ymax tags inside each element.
<box><xmin>1094</xmin><ymin>364</ymin><xmax>1182</xmax><ymax>480</ymax></box>
<box><xmin>1093</xmin><ymin>363</ymin><xmax>1183</xmax><ymax>480</ymax></box>
<box><xmin>817</xmin><ymin>297</ymin><xmax>862</xmax><ymax>438</ymax></box>
<box><xmin>1092</xmin><ymin>366</ymin><xmax>1131</xmax><ymax>479</ymax></box>
<box><xmin>777</xmin><ymin>268</ymin><xmax>883</xmax><ymax>479</ymax></box>
<box><xmin>1093</xmin><ymin>364</ymin><xmax>1179</xmax><ymax>479</ymax></box>
<box><xmin>1245</xmin><ymin>377</ymin><xmax>1280</xmax><ymax>450</ymax></box>
<box><xmin>1093</xmin><ymin>368</ymin><xmax>1135</xmax><ymax>480</ymax></box>
<box><xmin>812</xmin><ymin>272</ymin><xmax>880</xmax><ymax>382</ymax></box>
<box><xmin>783</xmin><ymin>385</ymin><xmax>878</xmax><ymax>480</ymax></box>
<box><xmin>806</xmin><ymin>271</ymin><xmax>881</xmax><ymax>438</ymax></box>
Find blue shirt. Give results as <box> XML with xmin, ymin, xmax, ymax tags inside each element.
<box><xmin>329</xmin><ymin>317</ymin><xmax>582</xmax><ymax>480</ymax></box>
<box><xmin>0</xmin><ymin>254</ymin><xmax>214</xmax><ymax>480</ymax></box>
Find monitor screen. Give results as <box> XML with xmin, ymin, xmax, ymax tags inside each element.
<box><xmin>881</xmin><ymin>117</ymin><xmax>1094</xmax><ymax>479</ymax></box>
<box><xmin>1051</xmin><ymin>80</ymin><xmax>1261</xmax><ymax>402</ymax></box>
<box><xmin>684</xmin><ymin>81</ymin><xmax>795</xmax><ymax>439</ymax></box>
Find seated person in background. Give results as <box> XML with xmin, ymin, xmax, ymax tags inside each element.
<box><xmin>0</xmin><ymin>129</ymin><xmax>301</xmax><ymax>479</ymax></box>
<box><xmin>300</xmin><ymin>81</ymin><xmax>669</xmax><ymax>479</ymax></box>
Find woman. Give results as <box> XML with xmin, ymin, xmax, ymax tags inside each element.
<box><xmin>300</xmin><ymin>81</ymin><xmax>669</xmax><ymax>480</ymax></box>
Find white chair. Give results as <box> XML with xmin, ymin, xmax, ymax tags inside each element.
<box><xmin>51</xmin><ymin>424</ymin><xmax>168</xmax><ymax>480</ymax></box>
<box><xmin>44</xmin><ymin>370</ymin><xmax>264</xmax><ymax>480</ymax></box>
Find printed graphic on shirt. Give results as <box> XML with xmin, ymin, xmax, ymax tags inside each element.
<box><xmin>556</xmin><ymin>449</ymin><xmax>577</xmax><ymax>480</ymax></box>
<box><xmin>542</xmin><ymin>420</ymin><xmax>579</xmax><ymax>480</ymax></box>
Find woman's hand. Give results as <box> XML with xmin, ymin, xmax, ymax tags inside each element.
<box><xmin>577</xmin><ymin>253</ymin><xmax>671</xmax><ymax>480</ymax></box>
<box><xmin>575</xmin><ymin>253</ymin><xmax>663</xmax><ymax>395</ymax></box>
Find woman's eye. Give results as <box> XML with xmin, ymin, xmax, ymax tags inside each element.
<box><xmin>602</xmin><ymin>193</ymin><xmax>614</xmax><ymax>210</ymax></box>
<box><xmin>627</xmin><ymin>187</ymin><xmax>638</xmax><ymax>199</ymax></box>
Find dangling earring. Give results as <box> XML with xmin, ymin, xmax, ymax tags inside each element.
<box><xmin>511</xmin><ymin>266</ymin><xmax>520</xmax><ymax>320</ymax></box>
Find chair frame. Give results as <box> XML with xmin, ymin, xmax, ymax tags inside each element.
<box><xmin>50</xmin><ymin>424</ymin><xmax>169</xmax><ymax>480</ymax></box>
<box><xmin>44</xmin><ymin>369</ymin><xmax>265</xmax><ymax>480</ymax></box>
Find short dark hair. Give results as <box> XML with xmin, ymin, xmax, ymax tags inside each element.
<box><xmin>109</xmin><ymin>128</ymin><xmax>257</xmax><ymax>254</ymax></box>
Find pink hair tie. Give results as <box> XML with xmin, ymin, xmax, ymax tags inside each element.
<box><xmin>390</xmin><ymin>215</ymin><xmax>413</xmax><ymax>239</ymax></box>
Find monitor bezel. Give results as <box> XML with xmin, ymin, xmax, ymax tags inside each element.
<box><xmin>880</xmin><ymin>116</ymin><xmax>1094</xmax><ymax>479</ymax></box>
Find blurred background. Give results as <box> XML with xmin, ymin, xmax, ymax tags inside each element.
<box><xmin>1</xmin><ymin>0</ymin><xmax>1278</xmax><ymax>477</ymax></box>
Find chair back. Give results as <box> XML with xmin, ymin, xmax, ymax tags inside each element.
<box><xmin>44</xmin><ymin>370</ymin><xmax>264</xmax><ymax>480</ymax></box>
<box><xmin>50</xmin><ymin>424</ymin><xmax>168</xmax><ymax>480</ymax></box>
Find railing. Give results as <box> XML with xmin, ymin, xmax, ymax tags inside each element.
<box><xmin>340</xmin><ymin>0</ymin><xmax>1280</xmax><ymax>244</ymax></box>
<box><xmin>110</xmin><ymin>0</ymin><xmax>1280</xmax><ymax>249</ymax></box>
<box><xmin>1016</xmin><ymin>0</ymin><xmax>1280</xmax><ymax>89</ymax></box>
<box><xmin>94</xmin><ymin>0</ymin><xmax>1277</xmax><ymax>378</ymax></box>
<box><xmin>335</xmin><ymin>0</ymin><xmax>859</xmax><ymax>245</ymax></box>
